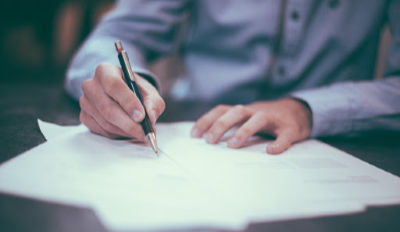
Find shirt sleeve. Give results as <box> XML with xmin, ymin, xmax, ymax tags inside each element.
<box><xmin>291</xmin><ymin>0</ymin><xmax>400</xmax><ymax>137</ymax></box>
<box><xmin>65</xmin><ymin>0</ymin><xmax>190</xmax><ymax>100</ymax></box>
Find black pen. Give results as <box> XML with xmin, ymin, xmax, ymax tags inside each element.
<box><xmin>115</xmin><ymin>40</ymin><xmax>158</xmax><ymax>154</ymax></box>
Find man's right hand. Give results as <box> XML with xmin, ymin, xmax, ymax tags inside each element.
<box><xmin>79</xmin><ymin>63</ymin><xmax>165</xmax><ymax>140</ymax></box>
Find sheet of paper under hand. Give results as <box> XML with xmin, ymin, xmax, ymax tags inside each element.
<box><xmin>2</xmin><ymin>121</ymin><xmax>249</xmax><ymax>231</ymax></box>
<box><xmin>0</xmin><ymin>120</ymin><xmax>399</xmax><ymax>231</ymax></box>
<box><xmin>156</xmin><ymin>123</ymin><xmax>400</xmax><ymax>220</ymax></box>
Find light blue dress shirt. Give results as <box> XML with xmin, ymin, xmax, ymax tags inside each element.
<box><xmin>66</xmin><ymin>0</ymin><xmax>400</xmax><ymax>137</ymax></box>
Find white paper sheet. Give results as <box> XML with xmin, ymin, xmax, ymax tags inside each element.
<box><xmin>0</xmin><ymin>120</ymin><xmax>399</xmax><ymax>231</ymax></box>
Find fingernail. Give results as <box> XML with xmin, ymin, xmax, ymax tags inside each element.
<box><xmin>228</xmin><ymin>137</ymin><xmax>239</xmax><ymax>147</ymax></box>
<box><xmin>268</xmin><ymin>143</ymin><xmax>277</xmax><ymax>149</ymax></box>
<box><xmin>191</xmin><ymin>128</ymin><xmax>199</xmax><ymax>137</ymax></box>
<box><xmin>205</xmin><ymin>133</ymin><xmax>214</xmax><ymax>143</ymax></box>
<box><xmin>132</xmin><ymin>110</ymin><xmax>142</xmax><ymax>122</ymax></box>
<box><xmin>267</xmin><ymin>143</ymin><xmax>279</xmax><ymax>154</ymax></box>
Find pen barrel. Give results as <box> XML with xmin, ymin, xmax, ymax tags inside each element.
<box><xmin>132</xmin><ymin>81</ymin><xmax>154</xmax><ymax>135</ymax></box>
<box><xmin>118</xmin><ymin>53</ymin><xmax>154</xmax><ymax>135</ymax></box>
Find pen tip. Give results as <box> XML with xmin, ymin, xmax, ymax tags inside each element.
<box><xmin>147</xmin><ymin>133</ymin><xmax>159</xmax><ymax>155</ymax></box>
<box><xmin>152</xmin><ymin>145</ymin><xmax>159</xmax><ymax>156</ymax></box>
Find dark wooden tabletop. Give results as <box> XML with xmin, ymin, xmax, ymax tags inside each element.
<box><xmin>1</xmin><ymin>80</ymin><xmax>399</xmax><ymax>232</ymax></box>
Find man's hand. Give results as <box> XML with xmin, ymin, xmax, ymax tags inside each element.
<box><xmin>79</xmin><ymin>63</ymin><xmax>165</xmax><ymax>140</ymax></box>
<box><xmin>191</xmin><ymin>98</ymin><xmax>312</xmax><ymax>154</ymax></box>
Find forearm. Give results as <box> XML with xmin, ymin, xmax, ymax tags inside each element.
<box><xmin>65</xmin><ymin>37</ymin><xmax>157</xmax><ymax>100</ymax></box>
<box><xmin>292</xmin><ymin>77</ymin><xmax>400</xmax><ymax>137</ymax></box>
<box><xmin>65</xmin><ymin>0</ymin><xmax>189</xmax><ymax>100</ymax></box>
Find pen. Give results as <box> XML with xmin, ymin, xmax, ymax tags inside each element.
<box><xmin>114</xmin><ymin>40</ymin><xmax>159</xmax><ymax>154</ymax></box>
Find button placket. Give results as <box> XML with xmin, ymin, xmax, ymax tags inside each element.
<box><xmin>283</xmin><ymin>0</ymin><xmax>305</xmax><ymax>55</ymax></box>
<box><xmin>291</xmin><ymin>10</ymin><xmax>300</xmax><ymax>21</ymax></box>
<box><xmin>274</xmin><ymin>58</ymin><xmax>296</xmax><ymax>84</ymax></box>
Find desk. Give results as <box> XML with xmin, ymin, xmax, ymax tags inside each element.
<box><xmin>1</xmin><ymin>80</ymin><xmax>400</xmax><ymax>232</ymax></box>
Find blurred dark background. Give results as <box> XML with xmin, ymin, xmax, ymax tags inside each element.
<box><xmin>0</xmin><ymin>0</ymin><xmax>115</xmax><ymax>84</ymax></box>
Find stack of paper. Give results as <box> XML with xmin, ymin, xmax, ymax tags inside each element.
<box><xmin>0</xmin><ymin>120</ymin><xmax>399</xmax><ymax>231</ymax></box>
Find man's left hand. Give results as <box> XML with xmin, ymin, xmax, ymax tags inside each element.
<box><xmin>191</xmin><ymin>98</ymin><xmax>312</xmax><ymax>154</ymax></box>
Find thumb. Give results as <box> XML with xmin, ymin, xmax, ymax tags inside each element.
<box><xmin>143</xmin><ymin>94</ymin><xmax>165</xmax><ymax>126</ymax></box>
<box><xmin>136</xmin><ymin>76</ymin><xmax>166</xmax><ymax>126</ymax></box>
<box><xmin>266</xmin><ymin>129</ymin><xmax>297</xmax><ymax>154</ymax></box>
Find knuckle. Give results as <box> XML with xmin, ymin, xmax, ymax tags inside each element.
<box><xmin>78</xmin><ymin>96</ymin><xmax>85</xmax><ymax>109</ymax></box>
<box><xmin>214</xmin><ymin>120</ymin><xmax>227</xmax><ymax>130</ymax></box>
<box><xmin>100</xmin><ymin>105</ymin><xmax>115</xmax><ymax>122</ymax></box>
<box><xmin>97</xmin><ymin>101</ymin><xmax>108</xmax><ymax>113</ymax></box>
<box><xmin>96</xmin><ymin>63</ymin><xmax>122</xmax><ymax>87</ymax></box>
<box><xmin>81</xmin><ymin>80</ymin><xmax>92</xmax><ymax>94</ymax></box>
<box><xmin>104</xmin><ymin>78</ymin><xmax>121</xmax><ymax>94</ymax></box>
<box><xmin>239</xmin><ymin>126</ymin><xmax>253</xmax><ymax>136</ymax></box>
<box><xmin>233</xmin><ymin>104</ymin><xmax>246</xmax><ymax>114</ymax></box>
<box><xmin>158</xmin><ymin>97</ymin><xmax>166</xmax><ymax>113</ymax></box>
<box><xmin>120</xmin><ymin>94</ymin><xmax>137</xmax><ymax>112</ymax></box>
<box><xmin>215</xmin><ymin>104</ymin><xmax>229</xmax><ymax>112</ymax></box>
<box><xmin>254</xmin><ymin>112</ymin><xmax>269</xmax><ymax>122</ymax></box>
<box><xmin>95</xmin><ymin>63</ymin><xmax>112</xmax><ymax>76</ymax></box>
<box><xmin>103</xmin><ymin>110</ymin><xmax>115</xmax><ymax>122</ymax></box>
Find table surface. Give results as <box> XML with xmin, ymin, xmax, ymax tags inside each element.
<box><xmin>1</xmin><ymin>80</ymin><xmax>400</xmax><ymax>232</ymax></box>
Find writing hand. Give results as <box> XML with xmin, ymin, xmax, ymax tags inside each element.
<box><xmin>79</xmin><ymin>63</ymin><xmax>165</xmax><ymax>140</ymax></box>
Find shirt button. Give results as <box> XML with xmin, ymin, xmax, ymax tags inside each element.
<box><xmin>328</xmin><ymin>0</ymin><xmax>340</xmax><ymax>9</ymax></box>
<box><xmin>291</xmin><ymin>11</ymin><xmax>300</xmax><ymax>21</ymax></box>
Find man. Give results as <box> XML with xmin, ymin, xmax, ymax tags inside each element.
<box><xmin>66</xmin><ymin>0</ymin><xmax>400</xmax><ymax>154</ymax></box>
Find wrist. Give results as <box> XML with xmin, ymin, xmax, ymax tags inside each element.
<box><xmin>287</xmin><ymin>97</ymin><xmax>313</xmax><ymax>138</ymax></box>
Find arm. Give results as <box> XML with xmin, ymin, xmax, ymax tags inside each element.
<box><xmin>65</xmin><ymin>0</ymin><xmax>190</xmax><ymax>100</ymax></box>
<box><xmin>66</xmin><ymin>0</ymin><xmax>190</xmax><ymax>141</ymax></box>
<box><xmin>292</xmin><ymin>0</ymin><xmax>400</xmax><ymax>137</ymax></box>
<box><xmin>292</xmin><ymin>77</ymin><xmax>400</xmax><ymax>137</ymax></box>
<box><xmin>191</xmin><ymin>1</ymin><xmax>400</xmax><ymax>154</ymax></box>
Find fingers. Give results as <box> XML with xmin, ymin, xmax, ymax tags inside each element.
<box><xmin>266</xmin><ymin>128</ymin><xmax>297</xmax><ymax>154</ymax></box>
<box><xmin>191</xmin><ymin>99</ymin><xmax>311</xmax><ymax>154</ymax></box>
<box><xmin>80</xmin><ymin>63</ymin><xmax>166</xmax><ymax>141</ymax></box>
<box><xmin>137</xmin><ymin>77</ymin><xmax>165</xmax><ymax>125</ymax></box>
<box><xmin>191</xmin><ymin>105</ymin><xmax>230</xmax><ymax>138</ymax></box>
<box><xmin>80</xmin><ymin>110</ymin><xmax>118</xmax><ymax>139</ymax></box>
<box><xmin>79</xmin><ymin>95</ymin><xmax>131</xmax><ymax>138</ymax></box>
<box><xmin>226</xmin><ymin>114</ymin><xmax>297</xmax><ymax>154</ymax></box>
<box><xmin>203</xmin><ymin>105</ymin><xmax>251</xmax><ymax>144</ymax></box>
<box><xmin>96</xmin><ymin>63</ymin><xmax>145</xmax><ymax>122</ymax></box>
<box><xmin>227</xmin><ymin>114</ymin><xmax>298</xmax><ymax>154</ymax></box>
<box><xmin>80</xmin><ymin>63</ymin><xmax>153</xmax><ymax>140</ymax></box>
<box><xmin>227</xmin><ymin>113</ymin><xmax>272</xmax><ymax>148</ymax></box>
<box><xmin>82</xmin><ymin>77</ymin><xmax>145</xmax><ymax>140</ymax></box>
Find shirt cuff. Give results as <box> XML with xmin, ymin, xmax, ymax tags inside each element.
<box><xmin>291</xmin><ymin>87</ymin><xmax>353</xmax><ymax>137</ymax></box>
